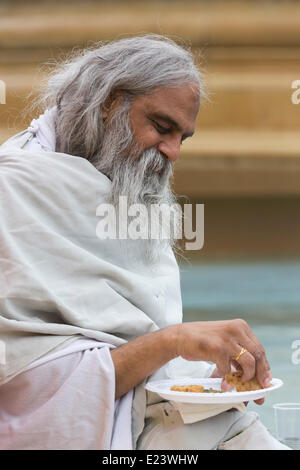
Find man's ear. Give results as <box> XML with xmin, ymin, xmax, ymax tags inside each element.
<box><xmin>102</xmin><ymin>91</ymin><xmax>122</xmax><ymax>119</ymax></box>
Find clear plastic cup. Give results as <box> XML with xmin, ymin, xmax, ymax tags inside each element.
<box><xmin>273</xmin><ymin>403</ymin><xmax>300</xmax><ymax>449</ymax></box>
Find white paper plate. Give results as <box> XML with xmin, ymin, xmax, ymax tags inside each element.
<box><xmin>145</xmin><ymin>377</ymin><xmax>283</xmax><ymax>404</ymax></box>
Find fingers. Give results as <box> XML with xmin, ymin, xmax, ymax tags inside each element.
<box><xmin>231</xmin><ymin>344</ymin><xmax>256</xmax><ymax>382</ymax></box>
<box><xmin>244</xmin><ymin>329</ymin><xmax>272</xmax><ymax>388</ymax></box>
<box><xmin>244</xmin><ymin>399</ymin><xmax>264</xmax><ymax>406</ymax></box>
<box><xmin>215</xmin><ymin>359</ymin><xmax>231</xmax><ymax>380</ymax></box>
<box><xmin>221</xmin><ymin>377</ymin><xmax>234</xmax><ymax>391</ymax></box>
<box><xmin>187</xmin><ymin>319</ymin><xmax>272</xmax><ymax>394</ymax></box>
<box><xmin>211</xmin><ymin>360</ymin><xmax>266</xmax><ymax>402</ymax></box>
<box><xmin>209</xmin><ymin>366</ymin><xmax>220</xmax><ymax>378</ymax></box>
<box><xmin>254</xmin><ymin>398</ymin><xmax>265</xmax><ymax>405</ymax></box>
<box><xmin>216</xmin><ymin>340</ymin><xmax>256</xmax><ymax>384</ymax></box>
<box><xmin>228</xmin><ymin>319</ymin><xmax>272</xmax><ymax>389</ymax></box>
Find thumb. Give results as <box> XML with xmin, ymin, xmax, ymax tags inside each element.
<box><xmin>216</xmin><ymin>360</ymin><xmax>231</xmax><ymax>381</ymax></box>
<box><xmin>221</xmin><ymin>377</ymin><xmax>234</xmax><ymax>391</ymax></box>
<box><xmin>215</xmin><ymin>361</ymin><xmax>234</xmax><ymax>391</ymax></box>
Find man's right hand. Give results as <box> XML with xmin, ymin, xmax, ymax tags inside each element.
<box><xmin>111</xmin><ymin>318</ymin><xmax>272</xmax><ymax>399</ymax></box>
<box><xmin>172</xmin><ymin>319</ymin><xmax>272</xmax><ymax>390</ymax></box>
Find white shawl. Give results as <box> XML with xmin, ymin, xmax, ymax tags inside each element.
<box><xmin>0</xmin><ymin>110</ymin><xmax>212</xmax><ymax>447</ymax></box>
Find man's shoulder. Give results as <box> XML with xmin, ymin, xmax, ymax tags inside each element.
<box><xmin>0</xmin><ymin>134</ymin><xmax>51</xmax><ymax>180</ymax></box>
<box><xmin>0</xmin><ymin>133</ymin><xmax>72</xmax><ymax>199</ymax></box>
<box><xmin>0</xmin><ymin>129</ymin><xmax>112</xmax><ymax>194</ymax></box>
<box><xmin>0</xmin><ymin>130</ymin><xmax>71</xmax><ymax>176</ymax></box>
<box><xmin>0</xmin><ymin>129</ymin><xmax>31</xmax><ymax>151</ymax></box>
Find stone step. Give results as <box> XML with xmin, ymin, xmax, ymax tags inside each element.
<box><xmin>1</xmin><ymin>1</ymin><xmax>300</xmax><ymax>48</ymax></box>
<box><xmin>175</xmin><ymin>130</ymin><xmax>300</xmax><ymax>196</ymax></box>
<box><xmin>198</xmin><ymin>65</ymin><xmax>300</xmax><ymax>130</ymax></box>
<box><xmin>2</xmin><ymin>45</ymin><xmax>300</xmax><ymax>67</ymax></box>
<box><xmin>181</xmin><ymin>130</ymin><xmax>300</xmax><ymax>159</ymax></box>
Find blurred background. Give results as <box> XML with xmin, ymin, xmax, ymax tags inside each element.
<box><xmin>1</xmin><ymin>0</ymin><xmax>300</xmax><ymax>438</ymax></box>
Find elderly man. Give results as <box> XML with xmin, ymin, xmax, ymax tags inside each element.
<box><xmin>0</xmin><ymin>35</ymin><xmax>289</xmax><ymax>450</ymax></box>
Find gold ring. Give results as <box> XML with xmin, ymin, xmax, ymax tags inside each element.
<box><xmin>235</xmin><ymin>347</ymin><xmax>247</xmax><ymax>361</ymax></box>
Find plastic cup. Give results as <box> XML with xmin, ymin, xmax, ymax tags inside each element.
<box><xmin>273</xmin><ymin>403</ymin><xmax>300</xmax><ymax>449</ymax></box>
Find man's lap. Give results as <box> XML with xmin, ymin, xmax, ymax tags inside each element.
<box><xmin>137</xmin><ymin>402</ymin><xmax>291</xmax><ymax>450</ymax></box>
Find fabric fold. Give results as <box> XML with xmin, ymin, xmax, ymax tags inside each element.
<box><xmin>0</xmin><ymin>338</ymin><xmax>130</xmax><ymax>450</ymax></box>
<box><xmin>0</xmin><ymin>113</ymin><xmax>217</xmax><ymax>448</ymax></box>
<box><xmin>0</xmin><ymin>130</ymin><xmax>183</xmax><ymax>385</ymax></box>
<box><xmin>170</xmin><ymin>401</ymin><xmax>246</xmax><ymax>424</ymax></box>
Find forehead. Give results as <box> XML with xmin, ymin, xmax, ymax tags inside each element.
<box><xmin>132</xmin><ymin>83</ymin><xmax>200</xmax><ymax>130</ymax></box>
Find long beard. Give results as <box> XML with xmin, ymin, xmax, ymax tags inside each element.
<box><xmin>94</xmin><ymin>104</ymin><xmax>182</xmax><ymax>265</ymax></box>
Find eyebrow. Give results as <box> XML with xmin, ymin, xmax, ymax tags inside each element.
<box><xmin>149</xmin><ymin>112</ymin><xmax>194</xmax><ymax>139</ymax></box>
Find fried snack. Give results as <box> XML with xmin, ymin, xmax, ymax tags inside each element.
<box><xmin>171</xmin><ymin>384</ymin><xmax>205</xmax><ymax>393</ymax></box>
<box><xmin>225</xmin><ymin>371</ymin><xmax>263</xmax><ymax>392</ymax></box>
<box><xmin>170</xmin><ymin>385</ymin><xmax>226</xmax><ymax>393</ymax></box>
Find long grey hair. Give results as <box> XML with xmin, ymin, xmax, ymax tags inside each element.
<box><xmin>33</xmin><ymin>35</ymin><xmax>205</xmax><ymax>166</ymax></box>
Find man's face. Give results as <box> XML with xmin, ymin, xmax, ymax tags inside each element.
<box><xmin>129</xmin><ymin>83</ymin><xmax>200</xmax><ymax>166</ymax></box>
<box><xmin>97</xmin><ymin>83</ymin><xmax>200</xmax><ymax>264</ymax></box>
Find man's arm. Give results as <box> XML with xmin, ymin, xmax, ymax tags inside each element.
<box><xmin>110</xmin><ymin>327</ymin><xmax>176</xmax><ymax>399</ymax></box>
<box><xmin>111</xmin><ymin>319</ymin><xmax>272</xmax><ymax>399</ymax></box>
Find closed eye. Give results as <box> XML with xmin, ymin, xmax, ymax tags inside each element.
<box><xmin>152</xmin><ymin>120</ymin><xmax>171</xmax><ymax>135</ymax></box>
<box><xmin>151</xmin><ymin>118</ymin><xmax>193</xmax><ymax>145</ymax></box>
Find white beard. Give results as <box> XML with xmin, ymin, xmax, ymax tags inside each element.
<box><xmin>95</xmin><ymin>106</ymin><xmax>182</xmax><ymax>265</ymax></box>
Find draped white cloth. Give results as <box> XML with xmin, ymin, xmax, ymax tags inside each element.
<box><xmin>0</xmin><ymin>118</ymin><xmax>184</xmax><ymax>388</ymax></box>
<box><xmin>0</xmin><ymin>109</ymin><xmax>213</xmax><ymax>449</ymax></box>
<box><xmin>0</xmin><ymin>338</ymin><xmax>133</xmax><ymax>450</ymax></box>
<box><xmin>0</xmin><ymin>110</ymin><xmax>134</xmax><ymax>449</ymax></box>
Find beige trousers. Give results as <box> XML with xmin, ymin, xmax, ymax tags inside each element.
<box><xmin>137</xmin><ymin>402</ymin><xmax>291</xmax><ymax>450</ymax></box>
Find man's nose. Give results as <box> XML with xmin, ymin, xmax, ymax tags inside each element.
<box><xmin>157</xmin><ymin>139</ymin><xmax>181</xmax><ymax>163</ymax></box>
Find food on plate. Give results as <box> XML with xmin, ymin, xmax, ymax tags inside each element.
<box><xmin>170</xmin><ymin>385</ymin><xmax>225</xmax><ymax>393</ymax></box>
<box><xmin>225</xmin><ymin>371</ymin><xmax>269</xmax><ymax>392</ymax></box>
<box><xmin>171</xmin><ymin>385</ymin><xmax>205</xmax><ymax>393</ymax></box>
